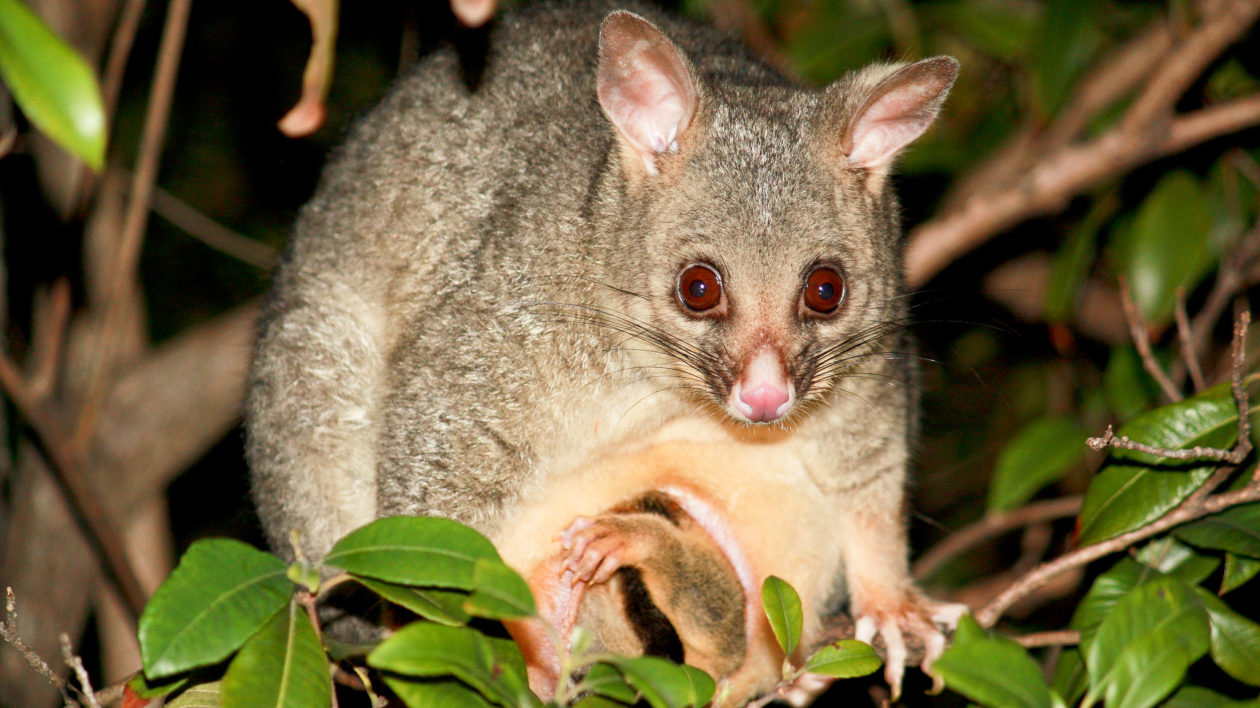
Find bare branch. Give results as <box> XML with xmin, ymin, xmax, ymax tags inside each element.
<box><xmin>1015</xmin><ymin>630</ymin><xmax>1080</xmax><ymax>649</ymax></box>
<box><xmin>149</xmin><ymin>184</ymin><xmax>280</xmax><ymax>269</ymax></box>
<box><xmin>75</xmin><ymin>0</ymin><xmax>194</xmax><ymax>443</ymax></box>
<box><xmin>60</xmin><ymin>633</ymin><xmax>101</xmax><ymax>708</ymax></box>
<box><xmin>1119</xmin><ymin>285</ymin><xmax>1182</xmax><ymax>402</ymax></box>
<box><xmin>978</xmin><ymin>311</ymin><xmax>1256</xmax><ymax>627</ymax></box>
<box><xmin>0</xmin><ymin>589</ymin><xmax>67</xmax><ymax>696</ymax></box>
<box><xmin>913</xmin><ymin>497</ymin><xmax>1083</xmax><ymax>581</ymax></box>
<box><xmin>1175</xmin><ymin>288</ymin><xmax>1206</xmax><ymax>391</ymax></box>
<box><xmin>905</xmin><ymin>0</ymin><xmax>1260</xmax><ymax>288</ymax></box>
<box><xmin>0</xmin><ymin>350</ymin><xmax>148</xmax><ymax>621</ymax></box>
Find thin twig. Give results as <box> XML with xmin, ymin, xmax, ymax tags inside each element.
<box><xmin>1174</xmin><ymin>288</ymin><xmax>1206</xmax><ymax>391</ymax></box>
<box><xmin>912</xmin><ymin>497</ymin><xmax>1083</xmax><ymax>581</ymax></box>
<box><xmin>1088</xmin><ymin>309</ymin><xmax>1252</xmax><ymax>464</ymax></box>
<box><xmin>0</xmin><ymin>589</ymin><xmax>68</xmax><ymax>696</ymax></box>
<box><xmin>61</xmin><ymin>633</ymin><xmax>101</xmax><ymax>708</ymax></box>
<box><xmin>1016</xmin><ymin>630</ymin><xmax>1080</xmax><ymax>649</ymax></box>
<box><xmin>978</xmin><ymin>311</ymin><xmax>1257</xmax><ymax>627</ymax></box>
<box><xmin>74</xmin><ymin>0</ymin><xmax>194</xmax><ymax>447</ymax></box>
<box><xmin>150</xmin><ymin>184</ymin><xmax>279</xmax><ymax>269</ymax></box>
<box><xmin>1119</xmin><ymin>284</ymin><xmax>1182</xmax><ymax>402</ymax></box>
<box><xmin>0</xmin><ymin>353</ymin><xmax>148</xmax><ymax>621</ymax></box>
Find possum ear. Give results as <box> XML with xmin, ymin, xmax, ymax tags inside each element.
<box><xmin>830</xmin><ymin>56</ymin><xmax>958</xmax><ymax>172</ymax></box>
<box><xmin>597</xmin><ymin>11</ymin><xmax>699</xmax><ymax>176</ymax></box>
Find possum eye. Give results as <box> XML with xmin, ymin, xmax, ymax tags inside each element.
<box><xmin>801</xmin><ymin>266</ymin><xmax>846</xmax><ymax>315</ymax></box>
<box><xmin>676</xmin><ymin>264</ymin><xmax>723</xmax><ymax>312</ymax></box>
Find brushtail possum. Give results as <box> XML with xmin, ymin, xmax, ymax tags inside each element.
<box><xmin>246</xmin><ymin>0</ymin><xmax>961</xmax><ymax>702</ymax></box>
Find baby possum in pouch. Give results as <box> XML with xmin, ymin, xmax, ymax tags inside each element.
<box><xmin>245</xmin><ymin>0</ymin><xmax>964</xmax><ymax>702</ymax></box>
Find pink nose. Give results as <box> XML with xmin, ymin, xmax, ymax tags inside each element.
<box><xmin>738</xmin><ymin>384</ymin><xmax>789</xmax><ymax>422</ymax></box>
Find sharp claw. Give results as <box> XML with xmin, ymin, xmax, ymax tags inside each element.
<box><xmin>882</xmin><ymin>622</ymin><xmax>906</xmax><ymax>703</ymax></box>
<box><xmin>923</xmin><ymin>630</ymin><xmax>947</xmax><ymax>694</ymax></box>
<box><xmin>930</xmin><ymin>603</ymin><xmax>968</xmax><ymax>630</ymax></box>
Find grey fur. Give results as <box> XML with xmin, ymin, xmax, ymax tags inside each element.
<box><xmin>246</xmin><ymin>0</ymin><xmax>956</xmax><ymax>584</ymax></box>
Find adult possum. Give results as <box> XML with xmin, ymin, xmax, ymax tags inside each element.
<box><xmin>246</xmin><ymin>1</ymin><xmax>961</xmax><ymax>702</ymax></box>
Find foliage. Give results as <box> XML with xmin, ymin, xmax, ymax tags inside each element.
<box><xmin>131</xmin><ymin>520</ymin><xmax>880</xmax><ymax>707</ymax></box>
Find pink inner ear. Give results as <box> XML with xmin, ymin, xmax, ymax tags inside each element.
<box><xmin>845</xmin><ymin>63</ymin><xmax>954</xmax><ymax>170</ymax></box>
<box><xmin>597</xmin><ymin>13</ymin><xmax>697</xmax><ymax>170</ymax></box>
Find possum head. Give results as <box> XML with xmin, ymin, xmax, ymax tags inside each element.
<box><xmin>596</xmin><ymin>11</ymin><xmax>957</xmax><ymax>424</ymax></box>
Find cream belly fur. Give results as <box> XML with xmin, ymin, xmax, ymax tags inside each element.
<box><xmin>493</xmin><ymin>416</ymin><xmax>845</xmax><ymax>703</ymax></box>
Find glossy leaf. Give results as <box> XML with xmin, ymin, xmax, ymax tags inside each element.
<box><xmin>1119</xmin><ymin>171</ymin><xmax>1215</xmax><ymax>324</ymax></box>
<box><xmin>579</xmin><ymin>663</ymin><xmax>639</xmax><ymax>704</ymax></box>
<box><xmin>0</xmin><ymin>0</ymin><xmax>106</xmax><ymax>169</ymax></box>
<box><xmin>1071</xmin><ymin>558</ymin><xmax>1148</xmax><ymax>653</ymax></box>
<box><xmin>988</xmin><ymin>416</ymin><xmax>1090</xmax><ymax>511</ymax></box>
<box><xmin>139</xmin><ymin>539</ymin><xmax>291</xmax><ymax>679</ymax></box>
<box><xmin>324</xmin><ymin>516</ymin><xmax>501</xmax><ymax>589</ymax></box>
<box><xmin>464</xmin><ymin>558</ymin><xmax>537</xmax><ymax>619</ymax></box>
<box><xmin>221</xmin><ymin>601</ymin><xmax>331</xmax><ymax>708</ymax></box>
<box><xmin>1195</xmin><ymin>589</ymin><xmax>1260</xmax><ymax>687</ymax></box>
<box><xmin>1133</xmin><ymin>537</ymin><xmax>1220</xmax><ymax>586</ymax></box>
<box><xmin>166</xmin><ymin>682</ymin><xmax>223</xmax><ymax>708</ymax></box>
<box><xmin>368</xmin><ymin>623</ymin><xmax>538</xmax><ymax>708</ymax></box>
<box><xmin>383</xmin><ymin>675</ymin><xmax>494</xmax><ymax>708</ymax></box>
<box><xmin>598</xmin><ymin>656</ymin><xmax>715</xmax><ymax>708</ymax></box>
<box><xmin>127</xmin><ymin>670</ymin><xmax>190</xmax><ymax>700</ymax></box>
<box><xmin>1083</xmin><ymin>577</ymin><xmax>1210</xmax><ymax>708</ymax></box>
<box><xmin>1077</xmin><ymin>384</ymin><xmax>1240</xmax><ymax>545</ymax></box>
<box><xmin>761</xmin><ymin>576</ymin><xmax>803</xmax><ymax>657</ymax></box>
<box><xmin>800</xmin><ymin>640</ymin><xmax>881</xmax><ymax>678</ymax></box>
<box><xmin>935</xmin><ymin>615</ymin><xmax>1057</xmax><ymax>708</ymax></box>
<box><xmin>1049</xmin><ymin>648</ymin><xmax>1086</xmax><ymax>706</ymax></box>
<box><xmin>1174</xmin><ymin>503</ymin><xmax>1260</xmax><ymax>558</ymax></box>
<box><xmin>1163</xmin><ymin>685</ymin><xmax>1260</xmax><ymax>708</ymax></box>
<box><xmin>356</xmin><ymin>577</ymin><xmax>471</xmax><ymax>626</ymax></box>
<box><xmin>1222</xmin><ymin>553</ymin><xmax>1260</xmax><ymax>594</ymax></box>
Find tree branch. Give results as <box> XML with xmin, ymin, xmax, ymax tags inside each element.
<box><xmin>912</xmin><ymin>497</ymin><xmax>1083</xmax><ymax>582</ymax></box>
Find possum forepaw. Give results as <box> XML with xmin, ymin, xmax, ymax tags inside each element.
<box><xmin>853</xmin><ymin>595</ymin><xmax>967</xmax><ymax>700</ymax></box>
<box><xmin>559</xmin><ymin>516</ymin><xmax>643</xmax><ymax>586</ymax></box>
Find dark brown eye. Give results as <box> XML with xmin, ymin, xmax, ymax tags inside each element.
<box><xmin>802</xmin><ymin>266</ymin><xmax>845</xmax><ymax>314</ymax></box>
<box><xmin>677</xmin><ymin>264</ymin><xmax>723</xmax><ymax>311</ymax></box>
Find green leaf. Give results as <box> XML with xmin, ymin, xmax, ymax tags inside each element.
<box><xmin>1077</xmin><ymin>383</ymin><xmax>1240</xmax><ymax>545</ymax></box>
<box><xmin>800</xmin><ymin>640</ymin><xmax>882</xmax><ymax>678</ymax></box>
<box><xmin>1103</xmin><ymin>347</ymin><xmax>1158</xmax><ymax>424</ymax></box>
<box><xmin>1222</xmin><ymin>553</ymin><xmax>1260</xmax><ymax>594</ymax></box>
<box><xmin>324</xmin><ymin>516</ymin><xmax>501</xmax><ymax>589</ymax></box>
<box><xmin>1133</xmin><ymin>537</ymin><xmax>1220</xmax><ymax>586</ymax></box>
<box><xmin>382</xmin><ymin>675</ymin><xmax>495</xmax><ymax>708</ymax></box>
<box><xmin>760</xmin><ymin>576</ymin><xmax>803</xmax><ymax>657</ymax></box>
<box><xmin>1163</xmin><ymin>685</ymin><xmax>1260</xmax><ymax>708</ymax></box>
<box><xmin>464</xmin><ymin>558</ymin><xmax>537</xmax><ymax>620</ymax></box>
<box><xmin>597</xmin><ymin>656</ymin><xmax>715</xmax><ymax>708</ymax></box>
<box><xmin>1046</xmin><ymin>194</ymin><xmax>1113</xmax><ymax>323</ymax></box>
<box><xmin>1030</xmin><ymin>0</ymin><xmax>1102</xmax><ymax>118</ymax></box>
<box><xmin>1049</xmin><ymin>648</ymin><xmax>1086</xmax><ymax>706</ymax></box>
<box><xmin>356</xmin><ymin>577</ymin><xmax>471</xmax><ymax>626</ymax></box>
<box><xmin>987</xmin><ymin>416</ymin><xmax>1090</xmax><ymax>511</ymax></box>
<box><xmin>128</xmin><ymin>670</ymin><xmax>190</xmax><ymax>700</ymax></box>
<box><xmin>139</xmin><ymin>539</ymin><xmax>291</xmax><ymax>679</ymax></box>
<box><xmin>935</xmin><ymin>615</ymin><xmax>1056</xmax><ymax>708</ymax></box>
<box><xmin>1194</xmin><ymin>588</ymin><xmax>1260</xmax><ymax>687</ymax></box>
<box><xmin>927</xmin><ymin>0</ymin><xmax>1037</xmax><ymax>61</ymax></box>
<box><xmin>1174</xmin><ymin>503</ymin><xmax>1260</xmax><ymax>558</ymax></box>
<box><xmin>1070</xmin><ymin>558</ymin><xmax>1146</xmax><ymax>653</ymax></box>
<box><xmin>0</xmin><ymin>0</ymin><xmax>105</xmax><ymax>169</ymax></box>
<box><xmin>1117</xmin><ymin>171</ymin><xmax>1215</xmax><ymax>324</ymax></box>
<box><xmin>1083</xmin><ymin>577</ymin><xmax>1210</xmax><ymax>708</ymax></box>
<box><xmin>221</xmin><ymin>601</ymin><xmax>331</xmax><ymax>708</ymax></box>
<box><xmin>579</xmin><ymin>663</ymin><xmax>639</xmax><ymax>704</ymax></box>
<box><xmin>167</xmin><ymin>681</ymin><xmax>224</xmax><ymax>708</ymax></box>
<box><xmin>368</xmin><ymin>623</ymin><xmax>539</xmax><ymax>708</ymax></box>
